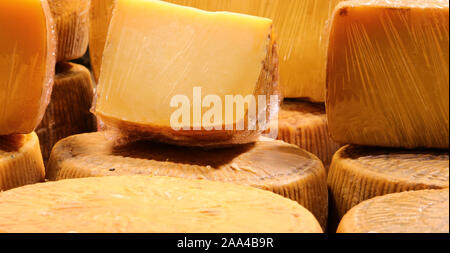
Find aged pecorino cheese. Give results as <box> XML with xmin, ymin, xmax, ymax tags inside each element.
<box><xmin>47</xmin><ymin>132</ymin><xmax>328</xmax><ymax>228</ymax></box>
<box><xmin>326</xmin><ymin>0</ymin><xmax>449</xmax><ymax>149</ymax></box>
<box><xmin>338</xmin><ymin>189</ymin><xmax>449</xmax><ymax>233</ymax></box>
<box><xmin>36</xmin><ymin>62</ymin><xmax>96</xmax><ymax>164</ymax></box>
<box><xmin>0</xmin><ymin>0</ymin><xmax>56</xmax><ymax>135</ymax></box>
<box><xmin>0</xmin><ymin>176</ymin><xmax>323</xmax><ymax>233</ymax></box>
<box><xmin>0</xmin><ymin>133</ymin><xmax>45</xmax><ymax>191</ymax></box>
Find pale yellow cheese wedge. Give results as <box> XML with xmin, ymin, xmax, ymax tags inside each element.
<box><xmin>93</xmin><ymin>0</ymin><xmax>279</xmax><ymax>146</ymax></box>
<box><xmin>36</xmin><ymin>63</ymin><xmax>96</xmax><ymax>164</ymax></box>
<box><xmin>0</xmin><ymin>176</ymin><xmax>323</xmax><ymax>233</ymax></box>
<box><xmin>326</xmin><ymin>0</ymin><xmax>449</xmax><ymax>149</ymax></box>
<box><xmin>275</xmin><ymin>100</ymin><xmax>341</xmax><ymax>167</ymax></box>
<box><xmin>0</xmin><ymin>133</ymin><xmax>45</xmax><ymax>191</ymax></box>
<box><xmin>47</xmin><ymin>132</ymin><xmax>328</xmax><ymax>229</ymax></box>
<box><xmin>328</xmin><ymin>145</ymin><xmax>449</xmax><ymax>222</ymax></box>
<box><xmin>47</xmin><ymin>0</ymin><xmax>90</xmax><ymax>62</ymax></box>
<box><xmin>338</xmin><ymin>189</ymin><xmax>449</xmax><ymax>233</ymax></box>
<box><xmin>0</xmin><ymin>0</ymin><xmax>56</xmax><ymax>135</ymax></box>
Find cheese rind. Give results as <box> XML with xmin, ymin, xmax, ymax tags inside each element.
<box><xmin>89</xmin><ymin>0</ymin><xmax>116</xmax><ymax>82</ymax></box>
<box><xmin>167</xmin><ymin>0</ymin><xmax>345</xmax><ymax>102</ymax></box>
<box><xmin>338</xmin><ymin>189</ymin><xmax>449</xmax><ymax>233</ymax></box>
<box><xmin>0</xmin><ymin>132</ymin><xmax>45</xmax><ymax>191</ymax></box>
<box><xmin>47</xmin><ymin>0</ymin><xmax>90</xmax><ymax>62</ymax></box>
<box><xmin>328</xmin><ymin>145</ymin><xmax>449</xmax><ymax>220</ymax></box>
<box><xmin>326</xmin><ymin>0</ymin><xmax>449</xmax><ymax>148</ymax></box>
<box><xmin>94</xmin><ymin>0</ymin><xmax>280</xmax><ymax>146</ymax></box>
<box><xmin>36</xmin><ymin>63</ymin><xmax>96</xmax><ymax>164</ymax></box>
<box><xmin>275</xmin><ymin>100</ymin><xmax>341</xmax><ymax>167</ymax></box>
<box><xmin>0</xmin><ymin>176</ymin><xmax>323</xmax><ymax>233</ymax></box>
<box><xmin>47</xmin><ymin>132</ymin><xmax>328</xmax><ymax>228</ymax></box>
<box><xmin>0</xmin><ymin>0</ymin><xmax>56</xmax><ymax>135</ymax></box>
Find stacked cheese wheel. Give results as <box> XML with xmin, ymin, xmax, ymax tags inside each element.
<box><xmin>325</xmin><ymin>0</ymin><xmax>449</xmax><ymax>232</ymax></box>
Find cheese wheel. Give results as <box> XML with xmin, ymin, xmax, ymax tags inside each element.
<box><xmin>48</xmin><ymin>0</ymin><xmax>90</xmax><ymax>62</ymax></box>
<box><xmin>338</xmin><ymin>189</ymin><xmax>449</xmax><ymax>233</ymax></box>
<box><xmin>47</xmin><ymin>132</ymin><xmax>328</xmax><ymax>228</ymax></box>
<box><xmin>328</xmin><ymin>145</ymin><xmax>449</xmax><ymax>221</ymax></box>
<box><xmin>36</xmin><ymin>62</ymin><xmax>96</xmax><ymax>164</ymax></box>
<box><xmin>276</xmin><ymin>100</ymin><xmax>341</xmax><ymax>167</ymax></box>
<box><xmin>0</xmin><ymin>133</ymin><xmax>45</xmax><ymax>191</ymax></box>
<box><xmin>0</xmin><ymin>0</ymin><xmax>56</xmax><ymax>135</ymax></box>
<box><xmin>0</xmin><ymin>176</ymin><xmax>323</xmax><ymax>233</ymax></box>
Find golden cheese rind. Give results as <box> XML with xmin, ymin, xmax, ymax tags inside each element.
<box><xmin>36</xmin><ymin>62</ymin><xmax>96</xmax><ymax>164</ymax></box>
<box><xmin>0</xmin><ymin>0</ymin><xmax>56</xmax><ymax>135</ymax></box>
<box><xmin>47</xmin><ymin>0</ymin><xmax>90</xmax><ymax>62</ymax></box>
<box><xmin>338</xmin><ymin>189</ymin><xmax>449</xmax><ymax>233</ymax></box>
<box><xmin>275</xmin><ymin>100</ymin><xmax>341</xmax><ymax>167</ymax></box>
<box><xmin>0</xmin><ymin>176</ymin><xmax>323</xmax><ymax>233</ymax></box>
<box><xmin>47</xmin><ymin>132</ymin><xmax>328</xmax><ymax>229</ymax></box>
<box><xmin>328</xmin><ymin>145</ymin><xmax>449</xmax><ymax>221</ymax></box>
<box><xmin>326</xmin><ymin>0</ymin><xmax>449</xmax><ymax>149</ymax></box>
<box><xmin>0</xmin><ymin>132</ymin><xmax>45</xmax><ymax>191</ymax></box>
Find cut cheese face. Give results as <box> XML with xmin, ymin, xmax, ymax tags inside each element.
<box><xmin>36</xmin><ymin>63</ymin><xmax>96</xmax><ymax>164</ymax></box>
<box><xmin>0</xmin><ymin>0</ymin><xmax>56</xmax><ymax>135</ymax></box>
<box><xmin>94</xmin><ymin>0</ymin><xmax>279</xmax><ymax>146</ymax></box>
<box><xmin>47</xmin><ymin>0</ymin><xmax>90</xmax><ymax>62</ymax></box>
<box><xmin>89</xmin><ymin>0</ymin><xmax>116</xmax><ymax>82</ymax></box>
<box><xmin>327</xmin><ymin>0</ymin><xmax>449</xmax><ymax>149</ymax></box>
<box><xmin>0</xmin><ymin>176</ymin><xmax>323</xmax><ymax>233</ymax></box>
<box><xmin>47</xmin><ymin>132</ymin><xmax>328</xmax><ymax>229</ymax></box>
<box><xmin>328</xmin><ymin>145</ymin><xmax>449</xmax><ymax>221</ymax></box>
<box><xmin>275</xmin><ymin>100</ymin><xmax>342</xmax><ymax>167</ymax></box>
<box><xmin>0</xmin><ymin>132</ymin><xmax>45</xmax><ymax>191</ymax></box>
<box><xmin>167</xmin><ymin>0</ymin><xmax>344</xmax><ymax>102</ymax></box>
<box><xmin>338</xmin><ymin>189</ymin><xmax>449</xmax><ymax>233</ymax></box>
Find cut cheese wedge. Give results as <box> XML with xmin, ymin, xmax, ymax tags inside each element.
<box><xmin>36</xmin><ymin>62</ymin><xmax>96</xmax><ymax>164</ymax></box>
<box><xmin>93</xmin><ymin>0</ymin><xmax>280</xmax><ymax>146</ymax></box>
<box><xmin>0</xmin><ymin>132</ymin><xmax>45</xmax><ymax>191</ymax></box>
<box><xmin>326</xmin><ymin>0</ymin><xmax>449</xmax><ymax>149</ymax></box>
<box><xmin>47</xmin><ymin>132</ymin><xmax>328</xmax><ymax>228</ymax></box>
<box><xmin>275</xmin><ymin>100</ymin><xmax>341</xmax><ymax>167</ymax></box>
<box><xmin>0</xmin><ymin>0</ymin><xmax>56</xmax><ymax>135</ymax></box>
<box><xmin>0</xmin><ymin>176</ymin><xmax>323</xmax><ymax>233</ymax></box>
<box><xmin>328</xmin><ymin>145</ymin><xmax>449</xmax><ymax>221</ymax></box>
<box><xmin>47</xmin><ymin>0</ymin><xmax>90</xmax><ymax>62</ymax></box>
<box><xmin>89</xmin><ymin>0</ymin><xmax>116</xmax><ymax>82</ymax></box>
<box><xmin>167</xmin><ymin>0</ymin><xmax>344</xmax><ymax>102</ymax></box>
<box><xmin>338</xmin><ymin>189</ymin><xmax>449</xmax><ymax>233</ymax></box>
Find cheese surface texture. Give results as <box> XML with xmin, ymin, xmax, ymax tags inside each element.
<box><xmin>89</xmin><ymin>0</ymin><xmax>116</xmax><ymax>82</ymax></box>
<box><xmin>94</xmin><ymin>0</ymin><xmax>279</xmax><ymax>146</ymax></box>
<box><xmin>167</xmin><ymin>0</ymin><xmax>343</xmax><ymax>101</ymax></box>
<box><xmin>47</xmin><ymin>132</ymin><xmax>328</xmax><ymax>228</ymax></box>
<box><xmin>338</xmin><ymin>189</ymin><xmax>449</xmax><ymax>233</ymax></box>
<box><xmin>0</xmin><ymin>133</ymin><xmax>45</xmax><ymax>191</ymax></box>
<box><xmin>328</xmin><ymin>145</ymin><xmax>449</xmax><ymax>220</ymax></box>
<box><xmin>36</xmin><ymin>63</ymin><xmax>96</xmax><ymax>164</ymax></box>
<box><xmin>0</xmin><ymin>0</ymin><xmax>56</xmax><ymax>135</ymax></box>
<box><xmin>327</xmin><ymin>0</ymin><xmax>449</xmax><ymax>149</ymax></box>
<box><xmin>275</xmin><ymin>100</ymin><xmax>341</xmax><ymax>167</ymax></box>
<box><xmin>0</xmin><ymin>176</ymin><xmax>323</xmax><ymax>233</ymax></box>
<box><xmin>47</xmin><ymin>0</ymin><xmax>90</xmax><ymax>62</ymax></box>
